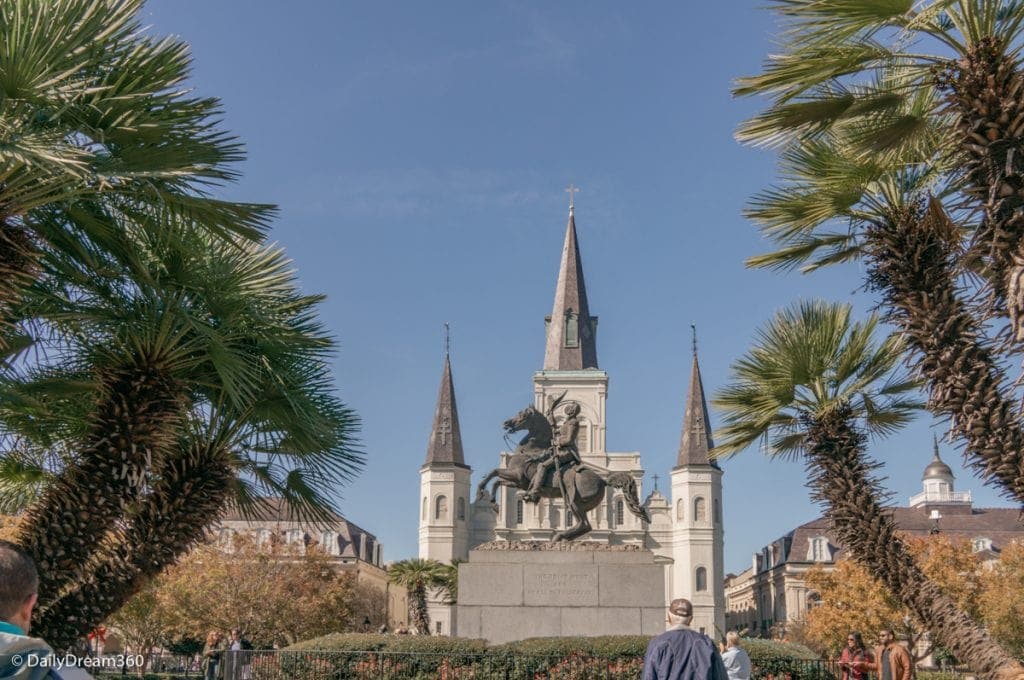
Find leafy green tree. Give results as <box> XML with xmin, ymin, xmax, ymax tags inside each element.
<box><xmin>387</xmin><ymin>558</ymin><xmax>445</xmax><ymax>635</ymax></box>
<box><xmin>713</xmin><ymin>300</ymin><xmax>1024</xmax><ymax>679</ymax></box>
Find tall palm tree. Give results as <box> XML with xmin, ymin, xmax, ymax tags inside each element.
<box><xmin>387</xmin><ymin>558</ymin><xmax>445</xmax><ymax>635</ymax></box>
<box><xmin>714</xmin><ymin>300</ymin><xmax>1024</xmax><ymax>680</ymax></box>
<box><xmin>0</xmin><ymin>0</ymin><xmax>273</xmax><ymax>345</ymax></box>
<box><xmin>1</xmin><ymin>221</ymin><xmax>361</xmax><ymax>623</ymax></box>
<box><xmin>734</xmin><ymin>0</ymin><xmax>1024</xmax><ymax>507</ymax></box>
<box><xmin>734</xmin><ymin>1</ymin><xmax>1024</xmax><ymax>314</ymax></box>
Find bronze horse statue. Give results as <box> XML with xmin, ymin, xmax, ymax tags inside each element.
<box><xmin>475</xmin><ymin>404</ymin><xmax>650</xmax><ymax>541</ymax></box>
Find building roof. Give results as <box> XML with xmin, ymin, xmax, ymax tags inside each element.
<box><xmin>219</xmin><ymin>497</ymin><xmax>379</xmax><ymax>561</ymax></box>
<box><xmin>761</xmin><ymin>507</ymin><xmax>1023</xmax><ymax>570</ymax></box>
<box><xmin>543</xmin><ymin>208</ymin><xmax>599</xmax><ymax>371</ymax></box>
<box><xmin>676</xmin><ymin>349</ymin><xmax>719</xmax><ymax>468</ymax></box>
<box><xmin>424</xmin><ymin>353</ymin><xmax>468</xmax><ymax>467</ymax></box>
<box><xmin>923</xmin><ymin>437</ymin><xmax>954</xmax><ymax>481</ymax></box>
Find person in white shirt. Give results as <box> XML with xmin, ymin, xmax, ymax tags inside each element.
<box><xmin>721</xmin><ymin>632</ymin><xmax>751</xmax><ymax>680</ymax></box>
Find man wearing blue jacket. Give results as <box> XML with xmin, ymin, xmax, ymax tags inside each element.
<box><xmin>0</xmin><ymin>541</ymin><xmax>91</xmax><ymax>680</ymax></box>
<box><xmin>643</xmin><ymin>598</ymin><xmax>728</xmax><ymax>680</ymax></box>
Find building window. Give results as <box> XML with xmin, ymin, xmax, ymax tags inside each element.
<box><xmin>577</xmin><ymin>420</ymin><xmax>589</xmax><ymax>453</ymax></box>
<box><xmin>551</xmin><ymin>507</ymin><xmax>561</xmax><ymax>528</ymax></box>
<box><xmin>694</xmin><ymin>497</ymin><xmax>707</xmax><ymax>523</ymax></box>
<box><xmin>565</xmin><ymin>311</ymin><xmax>579</xmax><ymax>348</ymax></box>
<box><xmin>321</xmin><ymin>531</ymin><xmax>335</xmax><ymax>554</ymax></box>
<box><xmin>615</xmin><ymin>499</ymin><xmax>624</xmax><ymax>527</ymax></box>
<box><xmin>457</xmin><ymin>497</ymin><xmax>466</xmax><ymax>521</ymax></box>
<box><xmin>972</xmin><ymin>537</ymin><xmax>993</xmax><ymax>552</ymax></box>
<box><xmin>436</xmin><ymin>621</ymin><xmax>442</xmax><ymax>634</ymax></box>
<box><xmin>567</xmin><ymin>510</ymin><xmax>574</xmax><ymax>526</ymax></box>
<box><xmin>713</xmin><ymin>498</ymin><xmax>720</xmax><ymax>524</ymax></box>
<box><xmin>807</xmin><ymin>592</ymin><xmax>822</xmax><ymax>611</ymax></box>
<box><xmin>810</xmin><ymin>537</ymin><xmax>829</xmax><ymax>562</ymax></box>
<box><xmin>435</xmin><ymin>495</ymin><xmax>448</xmax><ymax>521</ymax></box>
<box><xmin>516</xmin><ymin>499</ymin><xmax>524</xmax><ymax>525</ymax></box>
<box><xmin>696</xmin><ymin>567</ymin><xmax>708</xmax><ymax>592</ymax></box>
<box><xmin>422</xmin><ymin>497</ymin><xmax>427</xmax><ymax>521</ymax></box>
<box><xmin>676</xmin><ymin>499</ymin><xmax>685</xmax><ymax>520</ymax></box>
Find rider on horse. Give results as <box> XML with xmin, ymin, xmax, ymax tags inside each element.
<box><xmin>519</xmin><ymin>401</ymin><xmax>582</xmax><ymax>503</ymax></box>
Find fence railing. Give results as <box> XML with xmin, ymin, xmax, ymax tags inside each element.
<box><xmin>90</xmin><ymin>651</ymin><xmax>977</xmax><ymax>680</ymax></box>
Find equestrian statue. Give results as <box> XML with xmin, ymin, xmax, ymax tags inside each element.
<box><xmin>475</xmin><ymin>393</ymin><xmax>651</xmax><ymax>542</ymax></box>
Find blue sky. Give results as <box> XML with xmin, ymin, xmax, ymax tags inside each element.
<box><xmin>144</xmin><ymin>1</ymin><xmax>1012</xmax><ymax>574</ymax></box>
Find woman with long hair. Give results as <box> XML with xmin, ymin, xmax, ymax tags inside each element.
<box><xmin>840</xmin><ymin>632</ymin><xmax>874</xmax><ymax>680</ymax></box>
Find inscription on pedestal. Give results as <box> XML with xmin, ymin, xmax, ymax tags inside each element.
<box><xmin>523</xmin><ymin>565</ymin><xmax>599</xmax><ymax>606</ymax></box>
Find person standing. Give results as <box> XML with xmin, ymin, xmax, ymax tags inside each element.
<box><xmin>721</xmin><ymin>632</ymin><xmax>751</xmax><ymax>680</ymax></box>
<box><xmin>643</xmin><ymin>598</ymin><xmax>728</xmax><ymax>680</ymax></box>
<box><xmin>869</xmin><ymin>628</ymin><xmax>913</xmax><ymax>680</ymax></box>
<box><xmin>201</xmin><ymin>631</ymin><xmax>225</xmax><ymax>680</ymax></box>
<box><xmin>840</xmin><ymin>632</ymin><xmax>873</xmax><ymax>680</ymax></box>
<box><xmin>0</xmin><ymin>541</ymin><xmax>92</xmax><ymax>679</ymax></box>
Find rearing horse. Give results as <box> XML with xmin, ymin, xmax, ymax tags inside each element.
<box><xmin>475</xmin><ymin>404</ymin><xmax>651</xmax><ymax>541</ymax></box>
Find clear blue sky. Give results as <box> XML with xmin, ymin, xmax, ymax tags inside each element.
<box><xmin>145</xmin><ymin>1</ymin><xmax>1011</xmax><ymax>574</ymax></box>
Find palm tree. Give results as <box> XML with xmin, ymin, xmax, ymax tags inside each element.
<box><xmin>734</xmin><ymin>1</ymin><xmax>1024</xmax><ymax>314</ymax></box>
<box><xmin>0</xmin><ymin>0</ymin><xmax>272</xmax><ymax>346</ymax></box>
<box><xmin>734</xmin><ymin>1</ymin><xmax>1024</xmax><ymax>507</ymax></box>
<box><xmin>714</xmin><ymin>300</ymin><xmax>1024</xmax><ymax>680</ymax></box>
<box><xmin>387</xmin><ymin>558</ymin><xmax>445</xmax><ymax>635</ymax></box>
<box><xmin>436</xmin><ymin>559</ymin><xmax>464</xmax><ymax>605</ymax></box>
<box><xmin>1</xmin><ymin>224</ymin><xmax>361</xmax><ymax>642</ymax></box>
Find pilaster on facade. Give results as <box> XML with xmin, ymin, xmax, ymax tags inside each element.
<box><xmin>533</xmin><ymin>370</ymin><xmax>609</xmax><ymax>456</ymax></box>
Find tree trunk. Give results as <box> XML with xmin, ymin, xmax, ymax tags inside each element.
<box><xmin>16</xmin><ymin>357</ymin><xmax>184</xmax><ymax>609</ymax></box>
<box><xmin>411</xmin><ymin>584</ymin><xmax>430</xmax><ymax>635</ymax></box>
<box><xmin>865</xmin><ymin>200</ymin><xmax>1024</xmax><ymax>505</ymax></box>
<box><xmin>33</xmin><ymin>438</ymin><xmax>232</xmax><ymax>650</ymax></box>
<box><xmin>804</xmin><ymin>407</ymin><xmax>1024</xmax><ymax>680</ymax></box>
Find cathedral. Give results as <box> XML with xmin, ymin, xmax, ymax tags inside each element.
<box><xmin>417</xmin><ymin>206</ymin><xmax>726</xmax><ymax>638</ymax></box>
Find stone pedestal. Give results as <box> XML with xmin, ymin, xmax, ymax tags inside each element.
<box><xmin>456</xmin><ymin>541</ymin><xmax>668</xmax><ymax>643</ymax></box>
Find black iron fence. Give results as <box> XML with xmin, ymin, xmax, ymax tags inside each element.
<box><xmin>90</xmin><ymin>651</ymin><xmax>976</xmax><ymax>680</ymax></box>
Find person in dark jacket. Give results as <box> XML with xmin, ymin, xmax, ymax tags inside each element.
<box><xmin>643</xmin><ymin>598</ymin><xmax>728</xmax><ymax>680</ymax></box>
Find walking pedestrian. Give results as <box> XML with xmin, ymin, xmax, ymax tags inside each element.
<box><xmin>721</xmin><ymin>632</ymin><xmax>751</xmax><ymax>680</ymax></box>
<box><xmin>839</xmin><ymin>632</ymin><xmax>873</xmax><ymax>680</ymax></box>
<box><xmin>201</xmin><ymin>631</ymin><xmax>225</xmax><ymax>680</ymax></box>
<box><xmin>642</xmin><ymin>598</ymin><xmax>728</xmax><ymax>680</ymax></box>
<box><xmin>868</xmin><ymin>628</ymin><xmax>912</xmax><ymax>680</ymax></box>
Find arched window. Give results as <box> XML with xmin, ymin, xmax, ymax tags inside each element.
<box><xmin>551</xmin><ymin>507</ymin><xmax>561</xmax><ymax>528</ymax></box>
<box><xmin>421</xmin><ymin>497</ymin><xmax>427</xmax><ymax>520</ymax></box>
<box><xmin>565</xmin><ymin>311</ymin><xmax>579</xmax><ymax>348</ymax></box>
<box><xmin>457</xmin><ymin>497</ymin><xmax>466</xmax><ymax>521</ymax></box>
<box><xmin>696</xmin><ymin>567</ymin><xmax>708</xmax><ymax>592</ymax></box>
<box><xmin>435</xmin><ymin>495</ymin><xmax>448</xmax><ymax>521</ymax></box>
<box><xmin>676</xmin><ymin>499</ymin><xmax>685</xmax><ymax>521</ymax></box>
<box><xmin>713</xmin><ymin>498</ymin><xmax>721</xmax><ymax>524</ymax></box>
<box><xmin>615</xmin><ymin>499</ymin><xmax>625</xmax><ymax>527</ymax></box>
<box><xmin>516</xmin><ymin>499</ymin><xmax>524</xmax><ymax>525</ymax></box>
<box><xmin>694</xmin><ymin>497</ymin><xmax>707</xmax><ymax>523</ymax></box>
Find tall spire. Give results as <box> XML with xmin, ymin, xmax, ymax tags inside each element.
<box><xmin>543</xmin><ymin>206</ymin><xmax>598</xmax><ymax>370</ymax></box>
<box><xmin>424</xmin><ymin>334</ymin><xmax>467</xmax><ymax>467</ymax></box>
<box><xmin>677</xmin><ymin>334</ymin><xmax>717</xmax><ymax>468</ymax></box>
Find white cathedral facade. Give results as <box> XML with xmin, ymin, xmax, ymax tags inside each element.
<box><xmin>418</xmin><ymin>207</ymin><xmax>726</xmax><ymax>638</ymax></box>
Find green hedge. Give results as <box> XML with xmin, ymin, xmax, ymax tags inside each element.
<box><xmin>274</xmin><ymin>633</ymin><xmax>828</xmax><ymax>680</ymax></box>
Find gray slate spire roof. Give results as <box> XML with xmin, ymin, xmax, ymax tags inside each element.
<box><xmin>424</xmin><ymin>353</ymin><xmax>468</xmax><ymax>468</ymax></box>
<box><xmin>676</xmin><ymin>349</ymin><xmax>719</xmax><ymax>468</ymax></box>
<box><xmin>543</xmin><ymin>207</ymin><xmax>599</xmax><ymax>370</ymax></box>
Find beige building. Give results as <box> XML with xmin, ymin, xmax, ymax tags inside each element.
<box><xmin>419</xmin><ymin>206</ymin><xmax>726</xmax><ymax>637</ymax></box>
<box><xmin>724</xmin><ymin>442</ymin><xmax>1024</xmax><ymax>638</ymax></box>
<box><xmin>216</xmin><ymin>499</ymin><xmax>409</xmax><ymax>629</ymax></box>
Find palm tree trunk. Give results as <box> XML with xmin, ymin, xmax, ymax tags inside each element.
<box><xmin>411</xmin><ymin>584</ymin><xmax>430</xmax><ymax>635</ymax></box>
<box><xmin>864</xmin><ymin>200</ymin><xmax>1024</xmax><ymax>505</ymax></box>
<box><xmin>938</xmin><ymin>37</ymin><xmax>1024</xmax><ymax>315</ymax></box>
<box><xmin>16</xmin><ymin>357</ymin><xmax>184</xmax><ymax>608</ymax></box>
<box><xmin>804</xmin><ymin>406</ymin><xmax>1024</xmax><ymax>680</ymax></box>
<box><xmin>33</xmin><ymin>439</ymin><xmax>232</xmax><ymax>651</ymax></box>
<box><xmin>0</xmin><ymin>219</ymin><xmax>39</xmax><ymax>353</ymax></box>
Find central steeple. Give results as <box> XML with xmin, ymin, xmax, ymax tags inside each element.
<box><xmin>543</xmin><ymin>206</ymin><xmax>599</xmax><ymax>370</ymax></box>
<box><xmin>677</xmin><ymin>334</ymin><xmax>718</xmax><ymax>469</ymax></box>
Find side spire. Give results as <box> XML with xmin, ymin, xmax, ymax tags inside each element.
<box><xmin>424</xmin><ymin>327</ymin><xmax>467</xmax><ymax>467</ymax></box>
<box><xmin>677</xmin><ymin>330</ymin><xmax>718</xmax><ymax>468</ymax></box>
<box><xmin>543</xmin><ymin>203</ymin><xmax>598</xmax><ymax>370</ymax></box>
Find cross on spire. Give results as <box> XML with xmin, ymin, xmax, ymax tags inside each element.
<box><xmin>691</xmin><ymin>324</ymin><xmax>698</xmax><ymax>355</ymax></box>
<box><xmin>565</xmin><ymin>183</ymin><xmax>580</xmax><ymax>211</ymax></box>
<box><xmin>652</xmin><ymin>473</ymin><xmax>660</xmax><ymax>491</ymax></box>
<box><xmin>444</xmin><ymin>322</ymin><xmax>451</xmax><ymax>358</ymax></box>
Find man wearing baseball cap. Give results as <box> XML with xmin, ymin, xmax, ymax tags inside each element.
<box><xmin>643</xmin><ymin>598</ymin><xmax>728</xmax><ymax>680</ymax></box>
